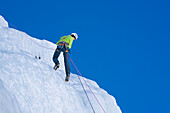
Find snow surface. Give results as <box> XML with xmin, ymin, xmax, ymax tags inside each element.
<box><xmin>0</xmin><ymin>16</ymin><xmax>8</xmax><ymax>27</ymax></box>
<box><xmin>0</xmin><ymin>80</ymin><xmax>21</xmax><ymax>113</ymax></box>
<box><xmin>0</xmin><ymin>15</ymin><xmax>122</xmax><ymax>113</ymax></box>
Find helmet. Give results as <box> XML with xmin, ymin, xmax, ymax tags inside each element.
<box><xmin>71</xmin><ymin>33</ymin><xmax>78</xmax><ymax>40</ymax></box>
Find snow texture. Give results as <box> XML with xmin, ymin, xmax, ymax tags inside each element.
<box><xmin>0</xmin><ymin>80</ymin><xmax>21</xmax><ymax>113</ymax></box>
<box><xmin>0</xmin><ymin>15</ymin><xmax>122</xmax><ymax>113</ymax></box>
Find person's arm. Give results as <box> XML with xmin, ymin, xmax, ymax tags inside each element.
<box><xmin>69</xmin><ymin>38</ymin><xmax>73</xmax><ymax>49</ymax></box>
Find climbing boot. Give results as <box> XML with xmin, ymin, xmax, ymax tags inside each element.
<box><xmin>65</xmin><ymin>75</ymin><xmax>70</xmax><ymax>82</ymax></box>
<box><xmin>53</xmin><ymin>64</ymin><xmax>59</xmax><ymax>71</ymax></box>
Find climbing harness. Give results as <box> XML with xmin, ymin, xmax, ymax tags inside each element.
<box><xmin>56</xmin><ymin>41</ymin><xmax>69</xmax><ymax>52</ymax></box>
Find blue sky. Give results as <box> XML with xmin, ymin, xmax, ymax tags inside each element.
<box><xmin>1</xmin><ymin>0</ymin><xmax>170</xmax><ymax>113</ymax></box>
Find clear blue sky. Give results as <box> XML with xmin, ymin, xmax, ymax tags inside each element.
<box><xmin>1</xmin><ymin>0</ymin><xmax>170</xmax><ymax>113</ymax></box>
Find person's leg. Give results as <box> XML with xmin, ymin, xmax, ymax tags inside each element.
<box><xmin>53</xmin><ymin>48</ymin><xmax>61</xmax><ymax>66</ymax></box>
<box><xmin>63</xmin><ymin>51</ymin><xmax>70</xmax><ymax>76</ymax></box>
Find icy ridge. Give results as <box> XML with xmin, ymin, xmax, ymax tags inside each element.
<box><xmin>0</xmin><ymin>15</ymin><xmax>122</xmax><ymax>113</ymax></box>
<box><xmin>0</xmin><ymin>15</ymin><xmax>8</xmax><ymax>27</ymax></box>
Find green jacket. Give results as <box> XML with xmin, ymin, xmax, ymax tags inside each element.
<box><xmin>56</xmin><ymin>35</ymin><xmax>74</xmax><ymax>49</ymax></box>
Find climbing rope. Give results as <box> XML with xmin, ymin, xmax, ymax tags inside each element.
<box><xmin>28</xmin><ymin>37</ymin><xmax>54</xmax><ymax>50</ymax></box>
<box><xmin>9</xmin><ymin>23</ymin><xmax>54</xmax><ymax>50</ymax></box>
<box><xmin>71</xmin><ymin>60</ymin><xmax>96</xmax><ymax>113</ymax></box>
<box><xmin>69</xmin><ymin>56</ymin><xmax>106</xmax><ymax>113</ymax></box>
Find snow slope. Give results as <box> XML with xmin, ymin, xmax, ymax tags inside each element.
<box><xmin>0</xmin><ymin>15</ymin><xmax>122</xmax><ymax>113</ymax></box>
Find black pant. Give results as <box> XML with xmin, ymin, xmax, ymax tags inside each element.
<box><xmin>53</xmin><ymin>46</ymin><xmax>70</xmax><ymax>76</ymax></box>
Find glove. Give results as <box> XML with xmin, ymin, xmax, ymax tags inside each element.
<box><xmin>68</xmin><ymin>49</ymin><xmax>71</xmax><ymax>54</ymax></box>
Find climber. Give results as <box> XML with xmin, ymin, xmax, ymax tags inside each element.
<box><xmin>53</xmin><ymin>33</ymin><xmax>78</xmax><ymax>82</ymax></box>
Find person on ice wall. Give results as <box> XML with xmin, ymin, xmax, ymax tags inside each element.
<box><xmin>53</xmin><ymin>33</ymin><xmax>78</xmax><ymax>82</ymax></box>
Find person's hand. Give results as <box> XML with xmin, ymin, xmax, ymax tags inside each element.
<box><xmin>68</xmin><ymin>49</ymin><xmax>71</xmax><ymax>54</ymax></box>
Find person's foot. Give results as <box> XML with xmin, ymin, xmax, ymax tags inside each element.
<box><xmin>65</xmin><ymin>75</ymin><xmax>70</xmax><ymax>82</ymax></box>
<box><xmin>53</xmin><ymin>64</ymin><xmax>59</xmax><ymax>71</ymax></box>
